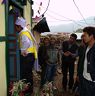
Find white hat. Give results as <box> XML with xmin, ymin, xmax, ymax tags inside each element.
<box><xmin>15</xmin><ymin>17</ymin><xmax>26</xmax><ymax>28</ymax></box>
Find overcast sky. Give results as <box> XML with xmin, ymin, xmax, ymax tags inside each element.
<box><xmin>33</xmin><ymin>0</ymin><xmax>95</xmax><ymax>25</ymax></box>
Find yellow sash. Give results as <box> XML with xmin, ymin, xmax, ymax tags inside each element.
<box><xmin>19</xmin><ymin>31</ymin><xmax>37</xmax><ymax>59</ymax></box>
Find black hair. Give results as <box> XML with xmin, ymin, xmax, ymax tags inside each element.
<box><xmin>70</xmin><ymin>33</ymin><xmax>77</xmax><ymax>40</ymax></box>
<box><xmin>83</xmin><ymin>26</ymin><xmax>95</xmax><ymax>39</ymax></box>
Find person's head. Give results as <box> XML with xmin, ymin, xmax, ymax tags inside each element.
<box><xmin>15</xmin><ymin>17</ymin><xmax>26</xmax><ymax>32</ymax></box>
<box><xmin>80</xmin><ymin>34</ymin><xmax>86</xmax><ymax>47</ymax></box>
<box><xmin>69</xmin><ymin>33</ymin><xmax>77</xmax><ymax>44</ymax></box>
<box><xmin>82</xmin><ymin>26</ymin><xmax>95</xmax><ymax>45</ymax></box>
<box><xmin>43</xmin><ymin>37</ymin><xmax>50</xmax><ymax>46</ymax></box>
<box><xmin>81</xmin><ymin>34</ymin><xmax>84</xmax><ymax>41</ymax></box>
<box><xmin>50</xmin><ymin>37</ymin><xmax>56</xmax><ymax>45</ymax></box>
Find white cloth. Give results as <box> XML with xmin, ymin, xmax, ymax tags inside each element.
<box><xmin>19</xmin><ymin>27</ymin><xmax>33</xmax><ymax>53</ymax></box>
<box><xmin>15</xmin><ymin>17</ymin><xmax>26</xmax><ymax>28</ymax></box>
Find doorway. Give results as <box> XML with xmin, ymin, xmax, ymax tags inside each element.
<box><xmin>8</xmin><ymin>5</ymin><xmax>23</xmax><ymax>81</ymax></box>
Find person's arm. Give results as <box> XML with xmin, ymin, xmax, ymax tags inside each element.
<box><xmin>67</xmin><ymin>49</ymin><xmax>78</xmax><ymax>58</ymax></box>
<box><xmin>57</xmin><ymin>50</ymin><xmax>61</xmax><ymax>64</ymax></box>
<box><xmin>62</xmin><ymin>41</ymin><xmax>70</xmax><ymax>56</ymax></box>
<box><xmin>20</xmin><ymin>35</ymin><xmax>32</xmax><ymax>56</ymax></box>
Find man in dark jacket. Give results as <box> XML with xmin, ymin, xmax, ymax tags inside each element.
<box><xmin>61</xmin><ymin>33</ymin><xmax>78</xmax><ymax>92</ymax></box>
<box><xmin>78</xmin><ymin>26</ymin><xmax>95</xmax><ymax>96</ymax></box>
<box><xmin>76</xmin><ymin>34</ymin><xmax>86</xmax><ymax>96</ymax></box>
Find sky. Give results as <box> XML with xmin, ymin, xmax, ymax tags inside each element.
<box><xmin>32</xmin><ymin>0</ymin><xmax>95</xmax><ymax>26</ymax></box>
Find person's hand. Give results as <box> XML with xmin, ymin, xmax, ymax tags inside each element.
<box><xmin>76</xmin><ymin>76</ymin><xmax>80</xmax><ymax>83</ymax></box>
<box><xmin>67</xmin><ymin>51</ymin><xmax>72</xmax><ymax>56</ymax></box>
<box><xmin>63</xmin><ymin>51</ymin><xmax>70</xmax><ymax>56</ymax></box>
<box><xmin>21</xmin><ymin>50</ymin><xmax>28</xmax><ymax>56</ymax></box>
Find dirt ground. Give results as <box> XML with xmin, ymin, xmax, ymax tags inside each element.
<box><xmin>33</xmin><ymin>64</ymin><xmax>78</xmax><ymax>96</ymax></box>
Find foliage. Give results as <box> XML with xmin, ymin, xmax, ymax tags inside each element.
<box><xmin>9</xmin><ymin>79</ymin><xmax>30</xmax><ymax>96</ymax></box>
<box><xmin>40</xmin><ymin>81</ymin><xmax>58</xmax><ymax>96</ymax></box>
<box><xmin>75</xmin><ymin>28</ymin><xmax>82</xmax><ymax>33</ymax></box>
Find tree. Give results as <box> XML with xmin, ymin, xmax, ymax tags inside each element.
<box><xmin>75</xmin><ymin>28</ymin><xmax>82</xmax><ymax>33</ymax></box>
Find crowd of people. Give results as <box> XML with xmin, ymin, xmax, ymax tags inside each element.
<box><xmin>15</xmin><ymin>17</ymin><xmax>95</xmax><ymax>96</ymax></box>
